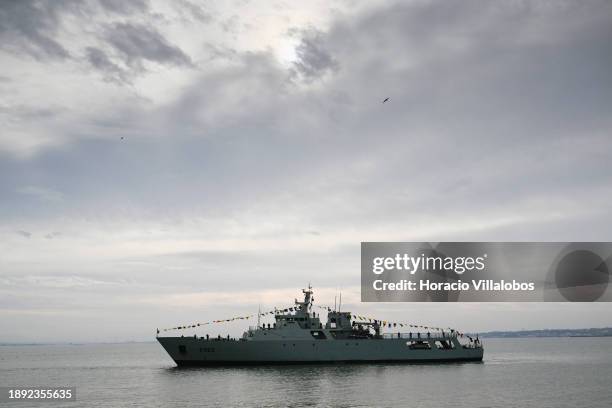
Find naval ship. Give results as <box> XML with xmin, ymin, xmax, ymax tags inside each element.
<box><xmin>157</xmin><ymin>286</ymin><xmax>483</xmax><ymax>366</ymax></box>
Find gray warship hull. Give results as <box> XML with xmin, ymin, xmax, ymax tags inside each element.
<box><xmin>157</xmin><ymin>336</ymin><xmax>483</xmax><ymax>366</ymax></box>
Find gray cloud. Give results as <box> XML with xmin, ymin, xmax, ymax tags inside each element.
<box><xmin>0</xmin><ymin>104</ymin><xmax>61</xmax><ymax>120</ymax></box>
<box><xmin>44</xmin><ymin>231</ymin><xmax>61</xmax><ymax>240</ymax></box>
<box><xmin>174</xmin><ymin>0</ymin><xmax>213</xmax><ymax>23</ymax></box>
<box><xmin>290</xmin><ymin>28</ymin><xmax>339</xmax><ymax>81</ymax></box>
<box><xmin>104</xmin><ymin>22</ymin><xmax>192</xmax><ymax>70</ymax></box>
<box><xmin>15</xmin><ymin>230</ymin><xmax>32</xmax><ymax>239</ymax></box>
<box><xmin>97</xmin><ymin>0</ymin><xmax>150</xmax><ymax>15</ymax></box>
<box><xmin>84</xmin><ymin>46</ymin><xmax>129</xmax><ymax>84</ymax></box>
<box><xmin>0</xmin><ymin>0</ymin><xmax>191</xmax><ymax>84</ymax></box>
<box><xmin>220</xmin><ymin>15</ymin><xmax>240</xmax><ymax>34</ymax></box>
<box><xmin>0</xmin><ymin>0</ymin><xmax>70</xmax><ymax>60</ymax></box>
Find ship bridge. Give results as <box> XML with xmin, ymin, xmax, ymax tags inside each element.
<box><xmin>274</xmin><ymin>285</ymin><xmax>322</xmax><ymax>329</ymax></box>
<box><xmin>246</xmin><ymin>285</ymin><xmax>326</xmax><ymax>339</ymax></box>
<box><xmin>244</xmin><ymin>286</ymin><xmax>385</xmax><ymax>341</ymax></box>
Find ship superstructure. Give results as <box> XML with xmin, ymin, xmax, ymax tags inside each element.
<box><xmin>157</xmin><ymin>286</ymin><xmax>483</xmax><ymax>366</ymax></box>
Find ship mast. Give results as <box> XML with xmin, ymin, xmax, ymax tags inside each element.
<box><xmin>296</xmin><ymin>284</ymin><xmax>313</xmax><ymax>312</ymax></box>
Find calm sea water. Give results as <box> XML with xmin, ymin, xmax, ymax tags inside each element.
<box><xmin>1</xmin><ymin>337</ymin><xmax>611</xmax><ymax>407</ymax></box>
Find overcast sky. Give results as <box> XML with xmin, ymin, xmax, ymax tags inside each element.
<box><xmin>1</xmin><ymin>0</ymin><xmax>611</xmax><ymax>343</ymax></box>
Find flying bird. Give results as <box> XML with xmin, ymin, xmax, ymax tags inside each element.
<box><xmin>120</xmin><ymin>136</ymin><xmax>124</xmax><ymax>140</ymax></box>
<box><xmin>382</xmin><ymin>97</ymin><xmax>390</xmax><ymax>103</ymax></box>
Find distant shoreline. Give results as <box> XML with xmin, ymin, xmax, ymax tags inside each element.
<box><xmin>479</xmin><ymin>327</ymin><xmax>612</xmax><ymax>338</ymax></box>
<box><xmin>0</xmin><ymin>341</ymin><xmax>157</xmax><ymax>346</ymax></box>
